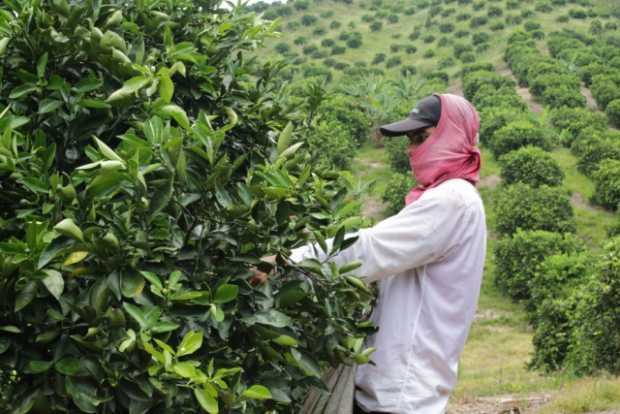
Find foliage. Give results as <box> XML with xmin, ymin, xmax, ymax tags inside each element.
<box><xmin>591</xmin><ymin>159</ymin><xmax>620</xmax><ymax>210</ymax></box>
<box><xmin>566</xmin><ymin>237</ymin><xmax>620</xmax><ymax>375</ymax></box>
<box><xmin>499</xmin><ymin>146</ymin><xmax>564</xmax><ymax>187</ymax></box>
<box><xmin>494</xmin><ymin>184</ymin><xmax>576</xmax><ymax>236</ymax></box>
<box><xmin>605</xmin><ymin>99</ymin><xmax>620</xmax><ymax>128</ymax></box>
<box><xmin>576</xmin><ymin>136</ymin><xmax>620</xmax><ymax>178</ymax></box>
<box><xmin>489</xmin><ymin>120</ymin><xmax>553</xmax><ymax>158</ymax></box>
<box><xmin>0</xmin><ymin>1</ymin><xmax>375</xmax><ymax>412</ymax></box>
<box><xmin>549</xmin><ymin>107</ymin><xmax>608</xmax><ymax>147</ymax></box>
<box><xmin>381</xmin><ymin>172</ymin><xmax>416</xmax><ymax>216</ymax></box>
<box><xmin>494</xmin><ymin>230</ymin><xmax>584</xmax><ymax>301</ymax></box>
<box><xmin>319</xmin><ymin>95</ymin><xmax>370</xmax><ymax>146</ymax></box>
<box><xmin>383</xmin><ymin>137</ymin><xmax>410</xmax><ymax>174</ymax></box>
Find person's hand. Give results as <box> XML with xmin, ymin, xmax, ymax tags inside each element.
<box><xmin>250</xmin><ymin>254</ymin><xmax>277</xmax><ymax>285</ymax></box>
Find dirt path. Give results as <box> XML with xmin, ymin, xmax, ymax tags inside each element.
<box><xmin>479</xmin><ymin>174</ymin><xmax>501</xmax><ymax>189</ymax></box>
<box><xmin>496</xmin><ymin>63</ymin><xmax>543</xmax><ymax>114</ymax></box>
<box><xmin>581</xmin><ymin>84</ymin><xmax>598</xmax><ymax>110</ymax></box>
<box><xmin>448</xmin><ymin>393</ymin><xmax>551</xmax><ymax>414</ymax></box>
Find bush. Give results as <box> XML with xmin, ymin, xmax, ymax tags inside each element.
<box><xmin>275</xmin><ymin>42</ymin><xmax>290</xmax><ymax>54</ymax></box>
<box><xmin>439</xmin><ymin>23</ymin><xmax>454</xmax><ymax>33</ymax></box>
<box><xmin>470</xmin><ymin>16</ymin><xmax>488</xmax><ymax>28</ymax></box>
<box><xmin>409</xmin><ymin>31</ymin><xmax>421</xmax><ymax>41</ymax></box>
<box><xmin>576</xmin><ymin>137</ymin><xmax>620</xmax><ymax>177</ymax></box>
<box><xmin>605</xmin><ymin>99</ymin><xmax>620</xmax><ymax>127</ymax></box>
<box><xmin>592</xmin><ymin>159</ymin><xmax>620</xmax><ymax>210</ymax></box>
<box><xmin>499</xmin><ymin>146</ymin><xmax>564</xmax><ymax>187</ymax></box>
<box><xmin>549</xmin><ymin>107</ymin><xmax>608</xmax><ymax>146</ymax></box>
<box><xmin>490</xmin><ymin>22</ymin><xmax>505</xmax><ymax>31</ymax></box>
<box><xmin>400</xmin><ymin>65</ymin><xmax>417</xmax><ymax>76</ymax></box>
<box><xmin>294</xmin><ymin>36</ymin><xmax>307</xmax><ymax>45</ymax></box>
<box><xmin>382</xmin><ymin>172</ymin><xmax>416</xmax><ymax>215</ymax></box>
<box><xmin>405</xmin><ymin>46</ymin><xmax>417</xmax><ymax>54</ymax></box>
<box><xmin>319</xmin><ymin>95</ymin><xmax>370</xmax><ymax>145</ymax></box>
<box><xmin>302</xmin><ymin>45</ymin><xmax>318</xmax><ymax>55</ymax></box>
<box><xmin>542</xmin><ymin>85</ymin><xmax>587</xmax><ymax>108</ymax></box>
<box><xmin>346</xmin><ymin>37</ymin><xmax>363</xmax><ymax>49</ymax></box>
<box><xmin>390</xmin><ymin>44</ymin><xmax>401</xmax><ymax>52</ymax></box>
<box><xmin>307</xmin><ymin>121</ymin><xmax>357</xmax><ymax>170</ymax></box>
<box><xmin>530</xmin><ymin>253</ymin><xmax>591</xmax><ymax>371</ymax></box>
<box><xmin>287</xmin><ymin>21</ymin><xmax>301</xmax><ymax>30</ymax></box>
<box><xmin>524</xmin><ymin>20</ymin><xmax>541</xmax><ymax>31</ymax></box>
<box><xmin>494</xmin><ymin>184</ymin><xmax>576</xmax><ymax>236</ymax></box>
<box><xmin>422</xmin><ymin>35</ymin><xmax>436</xmax><ymax>44</ymax></box>
<box><xmin>423</xmin><ymin>49</ymin><xmax>435</xmax><ymax>58</ymax></box>
<box><xmin>494</xmin><ymin>230</ymin><xmax>584</xmax><ymax>301</ymax></box>
<box><xmin>490</xmin><ymin>120</ymin><xmax>553</xmax><ymax>158</ymax></box>
<box><xmin>386</xmin><ymin>56</ymin><xmax>402</xmax><ymax>68</ymax></box>
<box><xmin>487</xmin><ymin>5</ymin><xmax>503</xmax><ymax>16</ymax></box>
<box><xmin>472</xmin><ymin>32</ymin><xmax>490</xmax><ymax>45</ymax></box>
<box><xmin>457</xmin><ymin>13</ymin><xmax>471</xmax><ymax>21</ymax></box>
<box><xmin>388</xmin><ymin>14</ymin><xmax>399</xmax><ymax>23</ymax></box>
<box><xmin>567</xmin><ymin>237</ymin><xmax>620</xmax><ymax>375</ymax></box>
<box><xmin>321</xmin><ymin>38</ymin><xmax>335</xmax><ymax>47</ymax></box>
<box><xmin>372</xmin><ymin>53</ymin><xmax>386</xmax><ymax>64</ymax></box>
<box><xmin>384</xmin><ymin>136</ymin><xmax>410</xmax><ymax>173</ymax></box>
<box><xmin>568</xmin><ymin>8</ymin><xmax>587</xmax><ymax>19</ymax></box>
<box><xmin>301</xmin><ymin>14</ymin><xmax>318</xmax><ymax>26</ymax></box>
<box><xmin>330</xmin><ymin>20</ymin><xmax>342</xmax><ymax>29</ymax></box>
<box><xmin>0</xmin><ymin>1</ymin><xmax>374</xmax><ymax>412</ymax></box>
<box><xmin>331</xmin><ymin>46</ymin><xmax>346</xmax><ymax>55</ymax></box>
<box><xmin>313</xmin><ymin>27</ymin><xmax>326</xmax><ymax>36</ymax></box>
<box><xmin>370</xmin><ymin>21</ymin><xmax>383</xmax><ymax>31</ymax></box>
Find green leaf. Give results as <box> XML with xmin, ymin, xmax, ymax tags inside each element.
<box><xmin>213</xmin><ymin>284</ymin><xmax>238</xmax><ymax>304</ymax></box>
<box><xmin>275</xmin><ymin>281</ymin><xmax>307</xmax><ymax>307</ymax></box>
<box><xmin>106</xmin><ymin>76</ymin><xmax>150</xmax><ymax>102</ymax></box>
<box><xmin>94</xmin><ymin>136</ymin><xmax>124</xmax><ymax>162</ymax></box>
<box><xmin>86</xmin><ymin>170</ymin><xmax>125</xmax><ymax>198</ymax></box>
<box><xmin>38</xmin><ymin>99</ymin><xmax>63</xmax><ymax>114</ymax></box>
<box><xmin>243</xmin><ymin>309</ymin><xmax>292</xmax><ymax>328</ymax></box>
<box><xmin>55</xmin><ymin>357</ymin><xmax>83</xmax><ymax>376</ymax></box>
<box><xmin>273</xmin><ymin>335</ymin><xmax>298</xmax><ymax>347</ymax></box>
<box><xmin>140</xmin><ymin>271</ymin><xmax>162</xmax><ymax>290</ymax></box>
<box><xmin>177</xmin><ymin>330</ymin><xmax>203</xmax><ymax>357</ymax></box>
<box><xmin>242</xmin><ymin>385</ymin><xmax>272</xmax><ymax>400</ymax></box>
<box><xmin>194</xmin><ymin>387</ymin><xmax>219</xmax><ymax>414</ymax></box>
<box><xmin>54</xmin><ymin>218</ymin><xmax>84</xmax><ymax>242</ymax></box>
<box><xmin>276</xmin><ymin>122</ymin><xmax>294</xmax><ymax>155</ymax></box>
<box><xmin>14</xmin><ymin>281</ymin><xmax>37</xmax><ymax>312</ymax></box>
<box><xmin>122</xmin><ymin>302</ymin><xmax>147</xmax><ymax>329</ymax></box>
<box><xmin>121</xmin><ymin>272</ymin><xmax>145</xmax><ymax>298</ymax></box>
<box><xmin>63</xmin><ymin>251</ymin><xmax>88</xmax><ymax>266</ymax></box>
<box><xmin>172</xmin><ymin>361</ymin><xmax>197</xmax><ymax>378</ymax></box>
<box><xmin>339</xmin><ymin>260</ymin><xmax>363</xmax><ymax>274</ymax></box>
<box><xmin>159</xmin><ymin>70</ymin><xmax>174</xmax><ymax>103</ymax></box>
<box><xmin>290</xmin><ymin>349</ymin><xmax>321</xmax><ymax>377</ymax></box>
<box><xmin>0</xmin><ymin>38</ymin><xmax>9</xmax><ymax>56</ymax></box>
<box><xmin>9</xmin><ymin>84</ymin><xmax>38</xmax><ymax>99</ymax></box>
<box><xmin>42</xmin><ymin>269</ymin><xmax>64</xmax><ymax>300</ymax></box>
<box><xmin>159</xmin><ymin>104</ymin><xmax>190</xmax><ymax>129</ymax></box>
<box><xmin>25</xmin><ymin>360</ymin><xmax>54</xmax><ymax>374</ymax></box>
<box><xmin>37</xmin><ymin>52</ymin><xmax>48</xmax><ymax>78</ymax></box>
<box><xmin>78</xmin><ymin>99</ymin><xmax>111</xmax><ymax>109</ymax></box>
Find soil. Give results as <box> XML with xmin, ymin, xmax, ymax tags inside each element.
<box><xmin>361</xmin><ymin>196</ymin><xmax>387</xmax><ymax>220</ymax></box>
<box><xmin>496</xmin><ymin>64</ymin><xmax>543</xmax><ymax>114</ymax></box>
<box><xmin>448</xmin><ymin>393</ymin><xmax>552</xmax><ymax>414</ymax></box>
<box><xmin>581</xmin><ymin>84</ymin><xmax>598</xmax><ymax>110</ymax></box>
<box><xmin>478</xmin><ymin>174</ymin><xmax>502</xmax><ymax>189</ymax></box>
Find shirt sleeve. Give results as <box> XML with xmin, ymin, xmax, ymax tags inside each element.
<box><xmin>288</xmin><ymin>192</ymin><xmax>472</xmax><ymax>283</ymax></box>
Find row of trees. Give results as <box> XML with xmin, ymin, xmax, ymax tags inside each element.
<box><xmin>506</xmin><ymin>31</ymin><xmax>620</xmax><ymax>211</ymax></box>
<box><xmin>462</xmin><ymin>62</ymin><xmax>620</xmax><ymax>376</ymax></box>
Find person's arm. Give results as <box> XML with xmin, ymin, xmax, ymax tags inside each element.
<box><xmin>288</xmin><ymin>192</ymin><xmax>472</xmax><ymax>283</ymax></box>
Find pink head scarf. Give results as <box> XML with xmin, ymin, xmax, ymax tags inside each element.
<box><xmin>405</xmin><ymin>93</ymin><xmax>481</xmax><ymax>205</ymax></box>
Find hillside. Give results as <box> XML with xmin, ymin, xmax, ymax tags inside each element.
<box><xmin>253</xmin><ymin>0</ymin><xmax>620</xmax><ymax>412</ymax></box>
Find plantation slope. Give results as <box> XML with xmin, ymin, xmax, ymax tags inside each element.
<box><xmin>260</xmin><ymin>0</ymin><xmax>601</xmax><ymax>81</ymax></box>
<box><xmin>498</xmin><ymin>43</ymin><xmax>617</xmax><ymax>250</ymax></box>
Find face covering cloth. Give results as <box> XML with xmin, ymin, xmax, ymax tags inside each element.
<box><xmin>405</xmin><ymin>93</ymin><xmax>481</xmax><ymax>205</ymax></box>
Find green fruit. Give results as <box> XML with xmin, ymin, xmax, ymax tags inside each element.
<box><xmin>57</xmin><ymin>184</ymin><xmax>77</xmax><ymax>202</ymax></box>
<box><xmin>104</xmin><ymin>10</ymin><xmax>123</xmax><ymax>28</ymax></box>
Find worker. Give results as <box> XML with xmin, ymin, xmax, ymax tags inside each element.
<box><xmin>253</xmin><ymin>93</ymin><xmax>487</xmax><ymax>414</ymax></box>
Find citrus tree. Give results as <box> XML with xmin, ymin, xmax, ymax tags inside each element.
<box><xmin>0</xmin><ymin>1</ymin><xmax>374</xmax><ymax>412</ymax></box>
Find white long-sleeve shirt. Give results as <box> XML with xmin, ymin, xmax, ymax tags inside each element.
<box><xmin>289</xmin><ymin>178</ymin><xmax>487</xmax><ymax>414</ymax></box>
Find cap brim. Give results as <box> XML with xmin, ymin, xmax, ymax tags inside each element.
<box><xmin>379</xmin><ymin>117</ymin><xmax>433</xmax><ymax>137</ymax></box>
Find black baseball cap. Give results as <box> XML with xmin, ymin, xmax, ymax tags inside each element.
<box><xmin>379</xmin><ymin>95</ymin><xmax>441</xmax><ymax>137</ymax></box>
